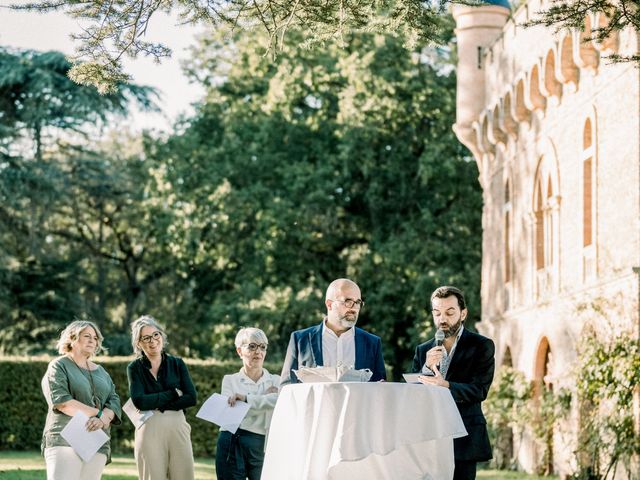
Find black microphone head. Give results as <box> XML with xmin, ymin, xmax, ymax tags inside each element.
<box><xmin>435</xmin><ymin>329</ymin><xmax>445</xmax><ymax>346</ymax></box>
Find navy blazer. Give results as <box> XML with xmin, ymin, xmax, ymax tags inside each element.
<box><xmin>280</xmin><ymin>323</ymin><xmax>387</xmax><ymax>385</ymax></box>
<box><xmin>412</xmin><ymin>328</ymin><xmax>495</xmax><ymax>462</ymax></box>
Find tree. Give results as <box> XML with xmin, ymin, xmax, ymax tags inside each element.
<box><xmin>0</xmin><ymin>48</ymin><xmax>156</xmax><ymax>354</ymax></box>
<box><xmin>528</xmin><ymin>1</ymin><xmax>640</xmax><ymax>63</ymax></box>
<box><xmin>15</xmin><ymin>0</ymin><xmax>450</xmax><ymax>92</ymax></box>
<box><xmin>0</xmin><ymin>48</ymin><xmax>155</xmax><ymax>159</ymax></box>
<box><xmin>145</xmin><ymin>24</ymin><xmax>482</xmax><ymax>376</ymax></box>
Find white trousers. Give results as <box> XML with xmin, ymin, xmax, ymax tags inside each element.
<box><xmin>44</xmin><ymin>446</ymin><xmax>107</xmax><ymax>480</ymax></box>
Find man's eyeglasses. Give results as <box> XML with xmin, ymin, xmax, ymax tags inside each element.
<box><xmin>139</xmin><ymin>331</ymin><xmax>162</xmax><ymax>344</ymax></box>
<box><xmin>333</xmin><ymin>298</ymin><xmax>365</xmax><ymax>309</ymax></box>
<box><xmin>243</xmin><ymin>343</ymin><xmax>268</xmax><ymax>352</ymax></box>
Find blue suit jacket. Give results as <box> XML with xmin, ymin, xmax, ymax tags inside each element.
<box><xmin>280</xmin><ymin>323</ymin><xmax>387</xmax><ymax>385</ymax></box>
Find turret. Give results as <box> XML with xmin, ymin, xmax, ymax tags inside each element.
<box><xmin>452</xmin><ymin>1</ymin><xmax>510</xmax><ymax>157</ymax></box>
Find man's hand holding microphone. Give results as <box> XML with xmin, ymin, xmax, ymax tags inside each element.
<box><xmin>418</xmin><ymin>329</ymin><xmax>450</xmax><ymax>388</ymax></box>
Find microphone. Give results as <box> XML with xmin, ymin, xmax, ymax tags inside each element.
<box><xmin>434</xmin><ymin>329</ymin><xmax>445</xmax><ymax>372</ymax></box>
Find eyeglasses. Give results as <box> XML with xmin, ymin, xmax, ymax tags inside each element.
<box><xmin>139</xmin><ymin>331</ymin><xmax>162</xmax><ymax>344</ymax></box>
<box><xmin>333</xmin><ymin>298</ymin><xmax>365</xmax><ymax>309</ymax></box>
<box><xmin>243</xmin><ymin>343</ymin><xmax>267</xmax><ymax>352</ymax></box>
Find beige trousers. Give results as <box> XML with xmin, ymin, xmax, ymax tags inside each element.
<box><xmin>135</xmin><ymin>409</ymin><xmax>195</xmax><ymax>480</ymax></box>
<box><xmin>44</xmin><ymin>446</ymin><xmax>107</xmax><ymax>480</ymax></box>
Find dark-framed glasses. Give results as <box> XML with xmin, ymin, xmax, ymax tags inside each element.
<box><xmin>140</xmin><ymin>331</ymin><xmax>162</xmax><ymax>344</ymax></box>
<box><xmin>334</xmin><ymin>298</ymin><xmax>365</xmax><ymax>309</ymax></box>
<box><xmin>243</xmin><ymin>343</ymin><xmax>267</xmax><ymax>352</ymax></box>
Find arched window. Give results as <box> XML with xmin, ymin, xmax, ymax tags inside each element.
<box><xmin>532</xmin><ymin>154</ymin><xmax>560</xmax><ymax>298</ymax></box>
<box><xmin>534</xmin><ymin>178</ymin><xmax>545</xmax><ymax>271</ymax></box>
<box><xmin>504</xmin><ymin>179</ymin><xmax>512</xmax><ymax>284</ymax></box>
<box><xmin>582</xmin><ymin>117</ymin><xmax>596</xmax><ymax>281</ymax></box>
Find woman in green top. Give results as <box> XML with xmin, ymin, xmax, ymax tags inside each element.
<box><xmin>41</xmin><ymin>320</ymin><xmax>122</xmax><ymax>480</ymax></box>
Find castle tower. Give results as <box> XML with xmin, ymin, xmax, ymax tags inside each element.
<box><xmin>452</xmin><ymin>0</ymin><xmax>510</xmax><ymax>162</ymax></box>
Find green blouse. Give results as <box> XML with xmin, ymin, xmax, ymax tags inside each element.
<box><xmin>41</xmin><ymin>356</ymin><xmax>122</xmax><ymax>462</ymax></box>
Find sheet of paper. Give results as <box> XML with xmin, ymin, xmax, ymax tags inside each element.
<box><xmin>196</xmin><ymin>393</ymin><xmax>250</xmax><ymax>434</ymax></box>
<box><xmin>122</xmin><ymin>398</ymin><xmax>154</xmax><ymax>429</ymax></box>
<box><xmin>60</xmin><ymin>411</ymin><xmax>109</xmax><ymax>462</ymax></box>
<box><xmin>402</xmin><ymin>373</ymin><xmax>423</xmax><ymax>383</ymax></box>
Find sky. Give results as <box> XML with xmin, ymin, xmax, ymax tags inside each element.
<box><xmin>0</xmin><ymin>2</ymin><xmax>205</xmax><ymax>132</ymax></box>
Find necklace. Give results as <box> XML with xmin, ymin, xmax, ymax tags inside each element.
<box><xmin>69</xmin><ymin>356</ymin><xmax>101</xmax><ymax>409</ymax></box>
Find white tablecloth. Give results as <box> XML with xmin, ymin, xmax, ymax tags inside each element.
<box><xmin>261</xmin><ymin>382</ymin><xmax>467</xmax><ymax>480</ymax></box>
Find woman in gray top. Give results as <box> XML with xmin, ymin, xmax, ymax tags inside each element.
<box><xmin>41</xmin><ymin>320</ymin><xmax>122</xmax><ymax>480</ymax></box>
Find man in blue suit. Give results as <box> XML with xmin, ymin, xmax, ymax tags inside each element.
<box><xmin>280</xmin><ymin>278</ymin><xmax>386</xmax><ymax>385</ymax></box>
<box><xmin>413</xmin><ymin>286</ymin><xmax>495</xmax><ymax>480</ymax></box>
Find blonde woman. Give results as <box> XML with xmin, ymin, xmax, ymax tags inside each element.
<box><xmin>41</xmin><ymin>320</ymin><xmax>122</xmax><ymax>480</ymax></box>
<box><xmin>216</xmin><ymin>327</ymin><xmax>280</xmax><ymax>480</ymax></box>
<box><xmin>127</xmin><ymin>315</ymin><xmax>197</xmax><ymax>480</ymax></box>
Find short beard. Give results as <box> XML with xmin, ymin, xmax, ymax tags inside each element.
<box><xmin>338</xmin><ymin>314</ymin><xmax>357</xmax><ymax>329</ymax></box>
<box><xmin>442</xmin><ymin>319</ymin><xmax>463</xmax><ymax>338</ymax></box>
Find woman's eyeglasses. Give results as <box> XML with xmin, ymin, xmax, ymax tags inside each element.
<box><xmin>139</xmin><ymin>331</ymin><xmax>162</xmax><ymax>344</ymax></box>
<box><xmin>243</xmin><ymin>343</ymin><xmax>267</xmax><ymax>352</ymax></box>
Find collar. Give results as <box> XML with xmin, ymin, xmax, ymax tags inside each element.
<box><xmin>140</xmin><ymin>351</ymin><xmax>166</xmax><ymax>368</ymax></box>
<box><xmin>322</xmin><ymin>317</ymin><xmax>355</xmax><ymax>339</ymax></box>
<box><xmin>237</xmin><ymin>367</ymin><xmax>271</xmax><ymax>384</ymax></box>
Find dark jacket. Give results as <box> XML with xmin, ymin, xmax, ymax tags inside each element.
<box><xmin>280</xmin><ymin>322</ymin><xmax>387</xmax><ymax>385</ymax></box>
<box><xmin>127</xmin><ymin>353</ymin><xmax>197</xmax><ymax>412</ymax></box>
<box><xmin>412</xmin><ymin>328</ymin><xmax>495</xmax><ymax>462</ymax></box>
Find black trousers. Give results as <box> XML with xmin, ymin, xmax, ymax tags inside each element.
<box><xmin>453</xmin><ymin>460</ymin><xmax>477</xmax><ymax>480</ymax></box>
<box><xmin>216</xmin><ymin>429</ymin><xmax>266</xmax><ymax>480</ymax></box>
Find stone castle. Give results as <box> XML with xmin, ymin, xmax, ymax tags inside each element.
<box><xmin>452</xmin><ymin>0</ymin><xmax>639</xmax><ymax>476</ymax></box>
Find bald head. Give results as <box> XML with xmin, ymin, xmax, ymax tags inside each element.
<box><xmin>325</xmin><ymin>278</ymin><xmax>360</xmax><ymax>301</ymax></box>
<box><xmin>324</xmin><ymin>278</ymin><xmax>362</xmax><ymax>335</ymax></box>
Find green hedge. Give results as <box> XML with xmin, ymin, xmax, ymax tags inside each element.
<box><xmin>0</xmin><ymin>356</ymin><xmax>280</xmax><ymax>457</ymax></box>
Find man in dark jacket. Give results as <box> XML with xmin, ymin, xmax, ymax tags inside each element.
<box><xmin>412</xmin><ymin>286</ymin><xmax>495</xmax><ymax>480</ymax></box>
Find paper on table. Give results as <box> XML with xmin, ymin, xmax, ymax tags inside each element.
<box><xmin>122</xmin><ymin>398</ymin><xmax>154</xmax><ymax>429</ymax></box>
<box><xmin>294</xmin><ymin>365</ymin><xmax>373</xmax><ymax>383</ymax></box>
<box><xmin>196</xmin><ymin>393</ymin><xmax>250</xmax><ymax>434</ymax></box>
<box><xmin>60</xmin><ymin>411</ymin><xmax>109</xmax><ymax>462</ymax></box>
<box><xmin>402</xmin><ymin>373</ymin><xmax>422</xmax><ymax>383</ymax></box>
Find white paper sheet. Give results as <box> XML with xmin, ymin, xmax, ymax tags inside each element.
<box><xmin>294</xmin><ymin>366</ymin><xmax>373</xmax><ymax>383</ymax></box>
<box><xmin>402</xmin><ymin>373</ymin><xmax>422</xmax><ymax>383</ymax></box>
<box><xmin>122</xmin><ymin>398</ymin><xmax>154</xmax><ymax>429</ymax></box>
<box><xmin>60</xmin><ymin>411</ymin><xmax>109</xmax><ymax>462</ymax></box>
<box><xmin>196</xmin><ymin>393</ymin><xmax>250</xmax><ymax>434</ymax></box>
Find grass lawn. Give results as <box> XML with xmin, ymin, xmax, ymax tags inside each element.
<box><xmin>0</xmin><ymin>451</ymin><xmax>556</xmax><ymax>479</ymax></box>
<box><xmin>0</xmin><ymin>451</ymin><xmax>214</xmax><ymax>479</ymax></box>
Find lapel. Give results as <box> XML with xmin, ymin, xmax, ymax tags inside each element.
<box><xmin>354</xmin><ymin>328</ymin><xmax>365</xmax><ymax>370</ymax></box>
<box><xmin>445</xmin><ymin>328</ymin><xmax>470</xmax><ymax>380</ymax></box>
<box><xmin>310</xmin><ymin>323</ymin><xmax>323</xmax><ymax>366</ymax></box>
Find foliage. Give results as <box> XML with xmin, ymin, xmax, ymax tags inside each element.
<box><xmin>0</xmin><ymin>27</ymin><xmax>482</xmax><ymax>378</ymax></box>
<box><xmin>485</xmin><ymin>366</ymin><xmax>533</xmax><ymax>469</ymax></box>
<box><xmin>486</xmin><ymin>299</ymin><xmax>639</xmax><ymax>478</ymax></box>
<box><xmin>0</xmin><ymin>48</ymin><xmax>155</xmax><ymax>158</ymax></box>
<box><xmin>14</xmin><ymin>0</ymin><xmax>452</xmax><ymax>92</ymax></box>
<box><xmin>527</xmin><ymin>1</ymin><xmax>640</xmax><ymax>64</ymax></box>
<box><xmin>570</xmin><ymin>300</ymin><xmax>640</xmax><ymax>479</ymax></box>
<box><xmin>0</xmin><ymin>48</ymin><xmax>156</xmax><ymax>355</ymax></box>
<box><xmin>0</xmin><ymin>356</ymin><xmax>278</xmax><ymax>457</ymax></box>
<box><xmin>144</xmin><ymin>24</ymin><xmax>481</xmax><ymax>377</ymax></box>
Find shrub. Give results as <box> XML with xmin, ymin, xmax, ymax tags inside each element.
<box><xmin>0</xmin><ymin>356</ymin><xmax>280</xmax><ymax>457</ymax></box>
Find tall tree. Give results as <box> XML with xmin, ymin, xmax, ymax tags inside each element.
<box><xmin>0</xmin><ymin>48</ymin><xmax>156</xmax><ymax>354</ymax></box>
<box><xmin>147</xmin><ymin>24</ymin><xmax>482</xmax><ymax>376</ymax></box>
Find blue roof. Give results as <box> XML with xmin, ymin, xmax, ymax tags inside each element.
<box><xmin>483</xmin><ymin>0</ymin><xmax>511</xmax><ymax>8</ymax></box>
